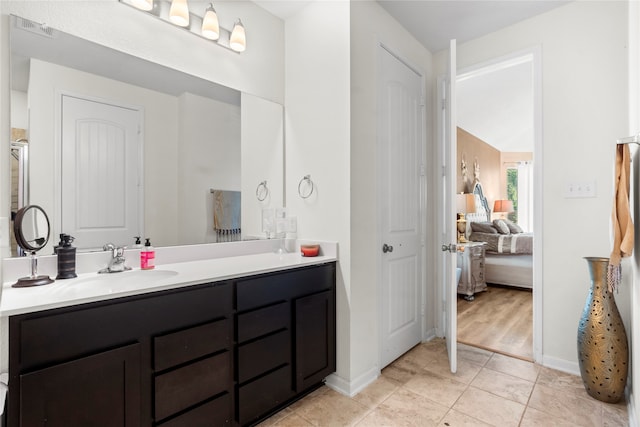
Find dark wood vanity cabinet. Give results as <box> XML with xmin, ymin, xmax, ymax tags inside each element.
<box><xmin>7</xmin><ymin>262</ymin><xmax>336</xmax><ymax>427</ymax></box>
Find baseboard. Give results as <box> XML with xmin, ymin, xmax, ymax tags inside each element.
<box><xmin>541</xmin><ymin>354</ymin><xmax>580</xmax><ymax>376</ymax></box>
<box><xmin>423</xmin><ymin>327</ymin><xmax>437</xmax><ymax>342</ymax></box>
<box><xmin>627</xmin><ymin>390</ymin><xmax>637</xmax><ymax>427</ymax></box>
<box><xmin>325</xmin><ymin>366</ymin><xmax>380</xmax><ymax>397</ymax></box>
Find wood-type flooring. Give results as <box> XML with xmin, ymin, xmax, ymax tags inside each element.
<box><xmin>457</xmin><ymin>285</ymin><xmax>533</xmax><ymax>361</ymax></box>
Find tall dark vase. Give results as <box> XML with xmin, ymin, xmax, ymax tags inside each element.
<box><xmin>577</xmin><ymin>257</ymin><xmax>628</xmax><ymax>403</ymax></box>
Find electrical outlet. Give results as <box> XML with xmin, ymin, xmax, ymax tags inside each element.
<box><xmin>565</xmin><ymin>181</ymin><xmax>597</xmax><ymax>198</ymax></box>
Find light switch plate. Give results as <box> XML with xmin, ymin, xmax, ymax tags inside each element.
<box><xmin>565</xmin><ymin>181</ymin><xmax>597</xmax><ymax>198</ymax></box>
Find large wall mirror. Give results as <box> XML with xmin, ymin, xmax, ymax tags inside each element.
<box><xmin>9</xmin><ymin>15</ymin><xmax>284</xmax><ymax>256</ymax></box>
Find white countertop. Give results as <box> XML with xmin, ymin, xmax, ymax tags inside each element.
<box><xmin>1</xmin><ymin>251</ymin><xmax>336</xmax><ymax>316</ymax></box>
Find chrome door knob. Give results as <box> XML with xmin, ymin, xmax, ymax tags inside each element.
<box><xmin>441</xmin><ymin>243</ymin><xmax>458</xmax><ymax>253</ymax></box>
<box><xmin>382</xmin><ymin>243</ymin><xmax>394</xmax><ymax>253</ymax></box>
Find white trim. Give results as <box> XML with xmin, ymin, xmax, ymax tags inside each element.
<box><xmin>628</xmin><ymin>390</ymin><xmax>637</xmax><ymax>427</ymax></box>
<box><xmin>324</xmin><ymin>367</ymin><xmax>380</xmax><ymax>398</ymax></box>
<box><xmin>456</xmin><ymin>45</ymin><xmax>543</xmax><ymax>364</ymax></box>
<box><xmin>423</xmin><ymin>327</ymin><xmax>437</xmax><ymax>342</ymax></box>
<box><xmin>542</xmin><ymin>354</ymin><xmax>580</xmax><ymax>376</ymax></box>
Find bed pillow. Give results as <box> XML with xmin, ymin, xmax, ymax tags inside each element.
<box><xmin>492</xmin><ymin>219</ymin><xmax>511</xmax><ymax>234</ymax></box>
<box><xmin>470</xmin><ymin>222</ymin><xmax>498</xmax><ymax>234</ymax></box>
<box><xmin>504</xmin><ymin>219</ymin><xmax>524</xmax><ymax>234</ymax></box>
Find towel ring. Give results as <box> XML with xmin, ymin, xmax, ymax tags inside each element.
<box><xmin>298</xmin><ymin>175</ymin><xmax>314</xmax><ymax>199</ymax></box>
<box><xmin>256</xmin><ymin>180</ymin><xmax>269</xmax><ymax>202</ymax></box>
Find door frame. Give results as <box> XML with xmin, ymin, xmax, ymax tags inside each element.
<box><xmin>55</xmin><ymin>90</ymin><xmax>145</xmax><ymax>248</ymax></box>
<box><xmin>376</xmin><ymin>41</ymin><xmax>427</xmax><ymax>369</ymax></box>
<box><xmin>453</xmin><ymin>46</ymin><xmax>543</xmax><ymax>362</ymax></box>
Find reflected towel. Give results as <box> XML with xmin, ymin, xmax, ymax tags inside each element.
<box><xmin>608</xmin><ymin>144</ymin><xmax>634</xmax><ymax>292</ymax></box>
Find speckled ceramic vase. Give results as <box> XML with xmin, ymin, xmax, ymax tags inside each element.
<box><xmin>577</xmin><ymin>257</ymin><xmax>628</xmax><ymax>403</ymax></box>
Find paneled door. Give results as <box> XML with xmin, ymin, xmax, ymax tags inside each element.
<box><xmin>438</xmin><ymin>39</ymin><xmax>458</xmax><ymax>373</ymax></box>
<box><xmin>61</xmin><ymin>94</ymin><xmax>142</xmax><ymax>250</ymax></box>
<box><xmin>379</xmin><ymin>44</ymin><xmax>424</xmax><ymax>368</ymax></box>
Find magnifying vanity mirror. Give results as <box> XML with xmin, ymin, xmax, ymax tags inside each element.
<box><xmin>12</xmin><ymin>205</ymin><xmax>54</xmax><ymax>287</ymax></box>
<box><xmin>9</xmin><ymin>15</ymin><xmax>283</xmax><ymax>256</ymax></box>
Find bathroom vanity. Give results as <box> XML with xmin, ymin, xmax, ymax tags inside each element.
<box><xmin>1</xmin><ymin>247</ymin><xmax>336</xmax><ymax>427</ymax></box>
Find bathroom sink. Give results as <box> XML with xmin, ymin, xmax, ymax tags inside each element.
<box><xmin>68</xmin><ymin>269</ymin><xmax>179</xmax><ymax>290</ymax></box>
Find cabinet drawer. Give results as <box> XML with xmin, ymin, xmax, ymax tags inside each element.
<box><xmin>237</xmin><ymin>302</ymin><xmax>289</xmax><ymax>343</ymax></box>
<box><xmin>155</xmin><ymin>352</ymin><xmax>231</xmax><ymax>421</ymax></box>
<box><xmin>156</xmin><ymin>392</ymin><xmax>231</xmax><ymax>427</ymax></box>
<box><xmin>154</xmin><ymin>319</ymin><xmax>230</xmax><ymax>371</ymax></box>
<box><xmin>236</xmin><ymin>265</ymin><xmax>334</xmax><ymax>311</ymax></box>
<box><xmin>238</xmin><ymin>330</ymin><xmax>290</xmax><ymax>383</ymax></box>
<box><xmin>238</xmin><ymin>365</ymin><xmax>292</xmax><ymax>425</ymax></box>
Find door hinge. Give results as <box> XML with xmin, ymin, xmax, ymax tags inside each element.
<box><xmin>420</xmin><ymin>164</ymin><xmax>426</xmax><ymax>177</ymax></box>
<box><xmin>441</xmin><ymin>165</ymin><xmax>447</xmax><ymax>177</ymax></box>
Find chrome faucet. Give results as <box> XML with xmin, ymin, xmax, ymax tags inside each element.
<box><xmin>98</xmin><ymin>243</ymin><xmax>132</xmax><ymax>273</ymax></box>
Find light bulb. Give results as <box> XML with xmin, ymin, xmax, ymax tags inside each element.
<box><xmin>169</xmin><ymin>0</ymin><xmax>190</xmax><ymax>27</ymax></box>
<box><xmin>131</xmin><ymin>0</ymin><xmax>153</xmax><ymax>11</ymax></box>
<box><xmin>230</xmin><ymin>19</ymin><xmax>246</xmax><ymax>52</ymax></box>
<box><xmin>201</xmin><ymin>3</ymin><xmax>220</xmax><ymax>40</ymax></box>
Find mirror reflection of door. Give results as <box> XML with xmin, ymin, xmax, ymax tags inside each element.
<box><xmin>61</xmin><ymin>94</ymin><xmax>142</xmax><ymax>250</ymax></box>
<box><xmin>10</xmin><ymin>137</ymin><xmax>29</xmax><ymax>256</ymax></box>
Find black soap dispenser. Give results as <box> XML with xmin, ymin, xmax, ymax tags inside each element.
<box><xmin>56</xmin><ymin>234</ymin><xmax>78</xmax><ymax>279</ymax></box>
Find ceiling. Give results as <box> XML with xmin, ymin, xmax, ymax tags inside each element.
<box><xmin>256</xmin><ymin>0</ymin><xmax>571</xmax><ymax>153</ymax></box>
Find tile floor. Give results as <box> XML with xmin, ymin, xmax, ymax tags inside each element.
<box><xmin>259</xmin><ymin>339</ymin><xmax>629</xmax><ymax>427</ymax></box>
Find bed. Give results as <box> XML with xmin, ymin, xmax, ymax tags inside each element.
<box><xmin>465</xmin><ymin>182</ymin><xmax>533</xmax><ymax>290</ymax></box>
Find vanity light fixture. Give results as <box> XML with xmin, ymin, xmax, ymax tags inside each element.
<box><xmin>131</xmin><ymin>0</ymin><xmax>153</xmax><ymax>11</ymax></box>
<box><xmin>229</xmin><ymin>19</ymin><xmax>246</xmax><ymax>52</ymax></box>
<box><xmin>201</xmin><ymin>3</ymin><xmax>220</xmax><ymax>40</ymax></box>
<box><xmin>169</xmin><ymin>0</ymin><xmax>190</xmax><ymax>27</ymax></box>
<box><xmin>119</xmin><ymin>0</ymin><xmax>247</xmax><ymax>53</ymax></box>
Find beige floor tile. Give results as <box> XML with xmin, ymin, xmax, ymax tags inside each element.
<box><xmin>458</xmin><ymin>343</ymin><xmax>494</xmax><ymax>366</ymax></box>
<box><xmin>437</xmin><ymin>409</ymin><xmax>493</xmax><ymax>426</ymax></box>
<box><xmin>356</xmin><ymin>407</ymin><xmax>418</xmax><ymax>427</ymax></box>
<box><xmin>287</xmin><ymin>386</ymin><xmax>330</xmax><ymax>411</ymax></box>
<box><xmin>602</xmin><ymin>402</ymin><xmax>629</xmax><ymax>427</ymax></box>
<box><xmin>421</xmin><ymin>353</ymin><xmax>483</xmax><ymax>384</ymax></box>
<box><xmin>471</xmin><ymin>367</ymin><xmax>534</xmax><ymax>405</ymax></box>
<box><xmin>485</xmin><ymin>352</ymin><xmax>540</xmax><ymax>382</ymax></box>
<box><xmin>352</xmin><ymin>376</ymin><xmax>400</xmax><ymax>409</ymax></box>
<box><xmin>403</xmin><ymin>370</ymin><xmax>468</xmax><ymax>407</ymax></box>
<box><xmin>537</xmin><ymin>366</ymin><xmax>592</xmax><ymax>400</ymax></box>
<box><xmin>256</xmin><ymin>407</ymin><xmax>295</xmax><ymax>426</ymax></box>
<box><xmin>519</xmin><ymin>406</ymin><xmax>583</xmax><ymax>427</ymax></box>
<box><xmin>271</xmin><ymin>413</ymin><xmax>315</xmax><ymax>426</ymax></box>
<box><xmin>381</xmin><ymin>363</ymin><xmax>418</xmax><ymax>385</ymax></box>
<box><xmin>376</xmin><ymin>388</ymin><xmax>449</xmax><ymax>426</ymax></box>
<box><xmin>293</xmin><ymin>389</ymin><xmax>370</xmax><ymax>427</ymax></box>
<box><xmin>452</xmin><ymin>387</ymin><xmax>525</xmax><ymax>427</ymax></box>
<box><xmin>527</xmin><ymin>383</ymin><xmax>603</xmax><ymax>427</ymax></box>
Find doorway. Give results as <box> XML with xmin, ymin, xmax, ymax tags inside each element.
<box><xmin>454</xmin><ymin>50</ymin><xmax>542</xmax><ymax>362</ymax></box>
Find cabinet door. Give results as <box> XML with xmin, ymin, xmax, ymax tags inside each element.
<box><xmin>20</xmin><ymin>343</ymin><xmax>141</xmax><ymax>427</ymax></box>
<box><xmin>294</xmin><ymin>290</ymin><xmax>335</xmax><ymax>392</ymax></box>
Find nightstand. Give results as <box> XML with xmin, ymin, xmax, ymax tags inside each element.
<box><xmin>457</xmin><ymin>242</ymin><xmax>487</xmax><ymax>301</ymax></box>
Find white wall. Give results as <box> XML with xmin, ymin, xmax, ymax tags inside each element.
<box><xmin>285</xmin><ymin>0</ymin><xmax>352</xmax><ymax>388</ymax></box>
<box><xmin>435</xmin><ymin>1</ymin><xmax>629</xmax><ymax>371</ymax></box>
<box><xmin>177</xmin><ymin>92</ymin><xmax>240</xmax><ymax>245</ymax></box>
<box><xmin>9</xmin><ymin>90</ymin><xmax>26</xmax><ymax>130</ymax></box>
<box><xmin>240</xmin><ymin>93</ymin><xmax>284</xmax><ymax>239</ymax></box>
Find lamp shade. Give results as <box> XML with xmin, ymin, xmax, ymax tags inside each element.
<box><xmin>201</xmin><ymin>3</ymin><xmax>220</xmax><ymax>40</ymax></box>
<box><xmin>493</xmin><ymin>199</ymin><xmax>514</xmax><ymax>213</ymax></box>
<box><xmin>169</xmin><ymin>0</ymin><xmax>190</xmax><ymax>27</ymax></box>
<box><xmin>131</xmin><ymin>0</ymin><xmax>153</xmax><ymax>11</ymax></box>
<box><xmin>456</xmin><ymin>193</ymin><xmax>476</xmax><ymax>214</ymax></box>
<box><xmin>230</xmin><ymin>19</ymin><xmax>246</xmax><ymax>52</ymax></box>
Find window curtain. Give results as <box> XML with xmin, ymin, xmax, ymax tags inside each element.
<box><xmin>517</xmin><ymin>161</ymin><xmax>534</xmax><ymax>231</ymax></box>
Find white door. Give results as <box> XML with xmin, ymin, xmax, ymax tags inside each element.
<box><xmin>61</xmin><ymin>94</ymin><xmax>142</xmax><ymax>250</ymax></box>
<box><xmin>379</xmin><ymin>45</ymin><xmax>424</xmax><ymax>368</ymax></box>
<box><xmin>438</xmin><ymin>40</ymin><xmax>458</xmax><ymax>373</ymax></box>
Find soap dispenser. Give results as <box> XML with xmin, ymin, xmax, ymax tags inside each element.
<box><xmin>56</xmin><ymin>234</ymin><xmax>77</xmax><ymax>279</ymax></box>
<box><xmin>140</xmin><ymin>238</ymin><xmax>155</xmax><ymax>270</ymax></box>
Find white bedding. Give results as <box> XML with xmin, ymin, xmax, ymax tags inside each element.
<box><xmin>484</xmin><ymin>253</ymin><xmax>533</xmax><ymax>289</ymax></box>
